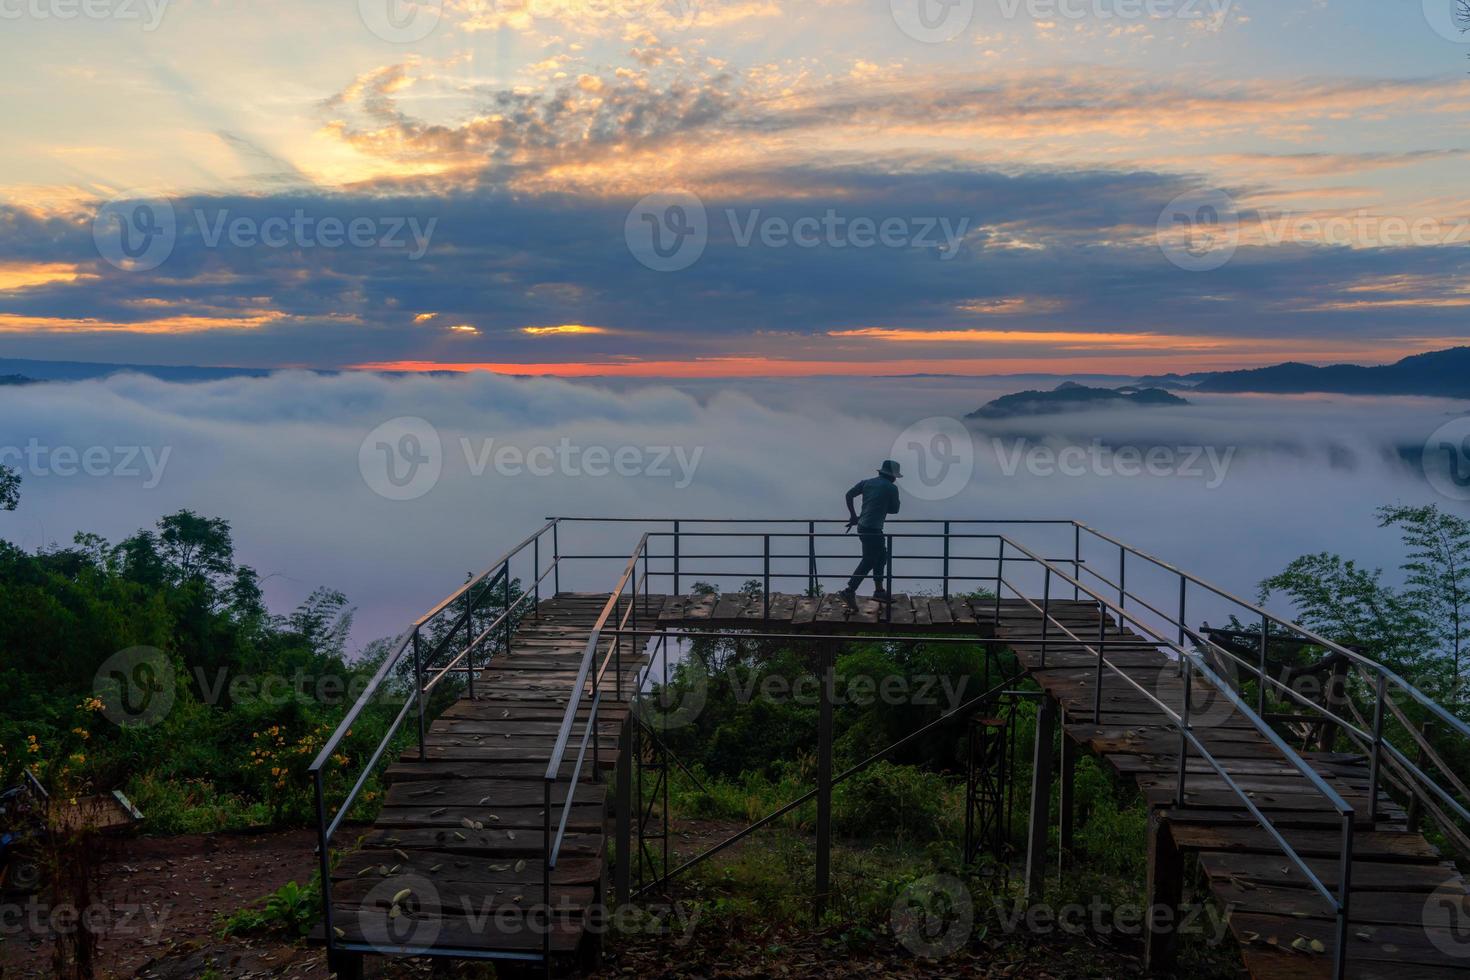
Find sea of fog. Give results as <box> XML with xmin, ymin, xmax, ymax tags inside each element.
<box><xmin>1</xmin><ymin>370</ymin><xmax>1466</xmax><ymax>647</ymax></box>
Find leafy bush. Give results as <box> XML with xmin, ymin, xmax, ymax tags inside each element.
<box><xmin>220</xmin><ymin>879</ymin><xmax>321</xmax><ymax>937</ymax></box>
<box><xmin>0</xmin><ymin>510</ymin><xmax>456</xmax><ymax>831</ymax></box>
<box><xmin>832</xmin><ymin>761</ymin><xmax>958</xmax><ymax>840</ymax></box>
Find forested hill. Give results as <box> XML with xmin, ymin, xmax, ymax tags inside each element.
<box><xmin>1192</xmin><ymin>346</ymin><xmax>1470</xmax><ymax>398</ymax></box>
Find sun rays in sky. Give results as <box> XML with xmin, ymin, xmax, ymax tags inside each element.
<box><xmin>1</xmin><ymin>1</ymin><xmax>1469</xmax><ymax>374</ymax></box>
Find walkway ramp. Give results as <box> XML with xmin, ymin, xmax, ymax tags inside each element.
<box><xmin>311</xmin><ymin>518</ymin><xmax>1470</xmax><ymax>980</ymax></box>
<box><xmin>994</xmin><ymin>607</ymin><xmax>1470</xmax><ymax>980</ymax></box>
<box><xmin>325</xmin><ymin>592</ymin><xmax>665</xmax><ymax>970</ymax></box>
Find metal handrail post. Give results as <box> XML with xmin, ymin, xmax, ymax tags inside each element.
<box><xmin>466</xmin><ymin>586</ymin><xmax>476</xmax><ymax>701</ymax></box>
<box><xmin>1368</xmin><ymin>672</ymin><xmax>1387</xmax><ymax>822</ymax></box>
<box><xmin>1257</xmin><ymin>613</ymin><xmax>1269</xmax><ymax>719</ymax></box>
<box><xmin>994</xmin><ymin>539</ymin><xmax>1005</xmax><ymax>626</ymax></box>
<box><xmin>413</xmin><ymin>627</ymin><xmax>427</xmax><ymax>759</ymax></box>
<box><xmin>1333</xmin><ymin>815</ymin><xmax>1353</xmax><ymax>980</ymax></box>
<box><xmin>542</xmin><ymin>779</ymin><xmax>552</xmax><ymax>970</ymax></box>
<box><xmin>1073</xmin><ymin>523</ymin><xmax>1081</xmax><ymax>599</ymax></box>
<box><xmin>885</xmin><ymin>533</ymin><xmax>894</xmax><ymax>624</ymax></box>
<box><xmin>763</xmin><ymin>534</ymin><xmax>771</xmax><ymax>622</ymax></box>
<box><xmin>807</xmin><ymin>521</ymin><xmax>816</xmax><ymax>594</ymax></box>
<box><xmin>1176</xmin><ymin>659</ymin><xmax>1193</xmax><ymax>806</ymax></box>
<box><xmin>1092</xmin><ymin>599</ymin><xmax>1106</xmax><ymax>722</ymax></box>
<box><xmin>1040</xmin><ymin>567</ymin><xmax>1051</xmax><ymax>669</ymax></box>
<box><xmin>673</xmin><ymin>519</ymin><xmax>681</xmax><ymax>595</ymax></box>
<box><xmin>502</xmin><ymin>562</ymin><xmax>512</xmax><ymax>653</ymax></box>
<box><xmin>552</xmin><ymin>521</ymin><xmax>561</xmax><ymax>594</ymax></box>
<box><xmin>534</xmin><ymin>535</ymin><xmax>540</xmax><ymax>612</ymax></box>
<box><xmin>313</xmin><ymin>768</ymin><xmax>336</xmax><ymax>966</ymax></box>
<box><xmin>1177</xmin><ymin>577</ymin><xmax>1188</xmax><ymax>676</ymax></box>
<box><xmin>942</xmin><ymin>520</ymin><xmax>951</xmax><ymax>599</ymax></box>
<box><xmin>1118</xmin><ymin>544</ymin><xmax>1126</xmax><ymax>610</ymax></box>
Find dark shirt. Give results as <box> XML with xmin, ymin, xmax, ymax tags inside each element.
<box><xmin>848</xmin><ymin>476</ymin><xmax>900</xmax><ymax>531</ymax></box>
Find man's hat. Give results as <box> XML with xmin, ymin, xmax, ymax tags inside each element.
<box><xmin>879</xmin><ymin>459</ymin><xmax>903</xmax><ymax>478</ymax></box>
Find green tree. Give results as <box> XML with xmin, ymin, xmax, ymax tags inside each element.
<box><xmin>0</xmin><ymin>463</ymin><xmax>19</xmax><ymax>511</ymax></box>
<box><xmin>286</xmin><ymin>587</ymin><xmax>353</xmax><ymax>661</ymax></box>
<box><xmin>157</xmin><ymin>510</ymin><xmax>236</xmax><ymax>592</ymax></box>
<box><xmin>1377</xmin><ymin>504</ymin><xmax>1470</xmax><ymax>699</ymax></box>
<box><xmin>1258</xmin><ymin>552</ymin><xmax>1432</xmax><ymax>675</ymax></box>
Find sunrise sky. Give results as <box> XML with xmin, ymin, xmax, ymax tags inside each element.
<box><xmin>2</xmin><ymin>0</ymin><xmax>1468</xmax><ymax>376</ymax></box>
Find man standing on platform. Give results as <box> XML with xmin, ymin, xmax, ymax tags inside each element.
<box><xmin>840</xmin><ymin>459</ymin><xmax>902</xmax><ymax>605</ymax></box>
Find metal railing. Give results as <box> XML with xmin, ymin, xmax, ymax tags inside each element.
<box><xmin>307</xmin><ymin>519</ymin><xmax>561</xmax><ymax>969</ymax></box>
<box><xmin>538</xmin><ymin>517</ymin><xmax>1455</xmax><ymax>980</ymax></box>
<box><xmin>1070</xmin><ymin>521</ymin><xmax>1470</xmax><ymax>845</ymax></box>
<box><xmin>310</xmin><ymin>515</ymin><xmax>1470</xmax><ymax>980</ymax></box>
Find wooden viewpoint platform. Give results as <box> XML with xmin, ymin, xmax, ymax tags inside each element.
<box><xmin>331</xmin><ymin>591</ymin><xmax>1470</xmax><ymax>978</ymax></box>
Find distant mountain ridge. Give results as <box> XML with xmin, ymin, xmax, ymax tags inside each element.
<box><xmin>1189</xmin><ymin>347</ymin><xmax>1470</xmax><ymax>398</ymax></box>
<box><xmin>0</xmin><ymin>358</ymin><xmax>288</xmax><ymax>383</ymax></box>
<box><xmin>968</xmin><ymin>383</ymin><xmax>1188</xmax><ymax>419</ymax></box>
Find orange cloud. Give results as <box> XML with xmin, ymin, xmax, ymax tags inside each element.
<box><xmin>0</xmin><ymin>262</ymin><xmax>92</xmax><ymax>292</ymax></box>
<box><xmin>827</xmin><ymin>328</ymin><xmax>1233</xmax><ymax>351</ymax></box>
<box><xmin>520</xmin><ymin>323</ymin><xmax>612</xmax><ymax>336</ymax></box>
<box><xmin>0</xmin><ymin>311</ymin><xmax>289</xmax><ymax>334</ymax></box>
<box><xmin>956</xmin><ymin>297</ymin><xmax>1067</xmax><ymax>315</ymax></box>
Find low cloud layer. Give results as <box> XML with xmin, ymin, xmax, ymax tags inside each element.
<box><xmin>0</xmin><ymin>372</ymin><xmax>1462</xmax><ymax>646</ymax></box>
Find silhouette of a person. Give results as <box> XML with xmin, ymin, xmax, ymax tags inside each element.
<box><xmin>841</xmin><ymin>460</ymin><xmax>902</xmax><ymax>604</ymax></box>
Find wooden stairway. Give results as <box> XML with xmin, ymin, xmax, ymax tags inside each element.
<box><xmin>327</xmin><ymin>593</ymin><xmax>666</xmax><ymax>971</ymax></box>
<box><xmin>992</xmin><ymin>601</ymin><xmax>1470</xmax><ymax>980</ymax></box>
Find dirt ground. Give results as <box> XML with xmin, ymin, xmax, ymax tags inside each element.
<box><xmin>0</xmin><ymin>823</ymin><xmax>1153</xmax><ymax>979</ymax></box>
<box><xmin>0</xmin><ymin>822</ymin><xmax>763</xmax><ymax>979</ymax></box>
<box><xmin>0</xmin><ymin>828</ymin><xmax>337</xmax><ymax>979</ymax></box>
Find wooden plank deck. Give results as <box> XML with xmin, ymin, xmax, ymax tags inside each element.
<box><xmin>655</xmin><ymin>590</ymin><xmax>1056</xmax><ymax>633</ymax></box>
<box><xmin>329</xmin><ymin>592</ymin><xmax>666</xmax><ymax>966</ymax></box>
<box><xmin>331</xmin><ymin>588</ymin><xmax>1468</xmax><ymax>979</ymax></box>
<box><xmin>654</xmin><ymin>591</ymin><xmax>1470</xmax><ymax>980</ymax></box>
